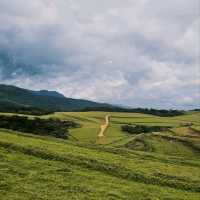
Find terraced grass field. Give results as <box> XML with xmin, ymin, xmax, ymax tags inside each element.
<box><xmin>42</xmin><ymin>111</ymin><xmax>200</xmax><ymax>145</ymax></box>
<box><xmin>0</xmin><ymin>111</ymin><xmax>200</xmax><ymax>199</ymax></box>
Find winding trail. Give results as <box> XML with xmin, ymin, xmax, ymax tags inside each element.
<box><xmin>98</xmin><ymin>115</ymin><xmax>110</xmax><ymax>138</ymax></box>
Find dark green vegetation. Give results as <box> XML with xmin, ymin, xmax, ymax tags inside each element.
<box><xmin>0</xmin><ymin>84</ymin><xmax>111</xmax><ymax>112</ymax></box>
<box><xmin>0</xmin><ymin>115</ymin><xmax>78</xmax><ymax>139</ymax></box>
<box><xmin>0</xmin><ymin>110</ymin><xmax>200</xmax><ymax>199</ymax></box>
<box><xmin>121</xmin><ymin>124</ymin><xmax>170</xmax><ymax>134</ymax></box>
<box><xmin>82</xmin><ymin>107</ymin><xmax>184</xmax><ymax>116</ymax></box>
<box><xmin>0</xmin><ymin>100</ymin><xmax>52</xmax><ymax>115</ymax></box>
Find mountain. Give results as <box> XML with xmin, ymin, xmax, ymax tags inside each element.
<box><xmin>0</xmin><ymin>84</ymin><xmax>184</xmax><ymax>116</ymax></box>
<box><xmin>0</xmin><ymin>84</ymin><xmax>111</xmax><ymax>113</ymax></box>
<box><xmin>31</xmin><ymin>90</ymin><xmax>65</xmax><ymax>98</ymax></box>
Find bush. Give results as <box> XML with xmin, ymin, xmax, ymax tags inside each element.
<box><xmin>0</xmin><ymin>115</ymin><xmax>79</xmax><ymax>139</ymax></box>
<box><xmin>121</xmin><ymin>125</ymin><xmax>170</xmax><ymax>134</ymax></box>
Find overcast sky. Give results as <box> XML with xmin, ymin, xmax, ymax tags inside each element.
<box><xmin>0</xmin><ymin>0</ymin><xmax>199</xmax><ymax>109</ymax></box>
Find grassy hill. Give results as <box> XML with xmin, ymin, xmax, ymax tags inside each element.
<box><xmin>0</xmin><ymin>111</ymin><xmax>200</xmax><ymax>199</ymax></box>
<box><xmin>0</xmin><ymin>84</ymin><xmax>111</xmax><ymax>112</ymax></box>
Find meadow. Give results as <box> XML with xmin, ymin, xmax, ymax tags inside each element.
<box><xmin>0</xmin><ymin>111</ymin><xmax>200</xmax><ymax>199</ymax></box>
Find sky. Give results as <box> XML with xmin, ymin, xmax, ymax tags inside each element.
<box><xmin>0</xmin><ymin>0</ymin><xmax>199</xmax><ymax>109</ymax></box>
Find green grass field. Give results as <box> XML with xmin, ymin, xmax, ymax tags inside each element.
<box><xmin>41</xmin><ymin>111</ymin><xmax>200</xmax><ymax>145</ymax></box>
<box><xmin>0</xmin><ymin>111</ymin><xmax>200</xmax><ymax>199</ymax></box>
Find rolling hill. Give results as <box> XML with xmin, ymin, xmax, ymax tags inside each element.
<box><xmin>0</xmin><ymin>84</ymin><xmax>111</xmax><ymax>112</ymax></box>
<box><xmin>0</xmin><ymin>111</ymin><xmax>199</xmax><ymax>199</ymax></box>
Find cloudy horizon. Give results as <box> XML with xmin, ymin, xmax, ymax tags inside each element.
<box><xmin>0</xmin><ymin>0</ymin><xmax>199</xmax><ymax>109</ymax></box>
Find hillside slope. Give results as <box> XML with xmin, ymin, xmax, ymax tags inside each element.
<box><xmin>0</xmin><ymin>111</ymin><xmax>200</xmax><ymax>199</ymax></box>
<box><xmin>0</xmin><ymin>128</ymin><xmax>200</xmax><ymax>200</ymax></box>
<box><xmin>0</xmin><ymin>84</ymin><xmax>110</xmax><ymax>112</ymax></box>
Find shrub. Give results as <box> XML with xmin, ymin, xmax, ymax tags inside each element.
<box><xmin>0</xmin><ymin>115</ymin><xmax>79</xmax><ymax>139</ymax></box>
<box><xmin>121</xmin><ymin>125</ymin><xmax>170</xmax><ymax>134</ymax></box>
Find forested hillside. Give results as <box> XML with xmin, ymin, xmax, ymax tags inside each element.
<box><xmin>0</xmin><ymin>84</ymin><xmax>110</xmax><ymax>112</ymax></box>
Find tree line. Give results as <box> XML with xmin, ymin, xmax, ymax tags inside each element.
<box><xmin>82</xmin><ymin>107</ymin><xmax>184</xmax><ymax>117</ymax></box>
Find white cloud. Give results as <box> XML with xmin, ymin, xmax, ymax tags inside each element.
<box><xmin>0</xmin><ymin>0</ymin><xmax>199</xmax><ymax>109</ymax></box>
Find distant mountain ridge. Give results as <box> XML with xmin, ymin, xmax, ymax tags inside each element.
<box><xmin>31</xmin><ymin>90</ymin><xmax>66</xmax><ymax>98</ymax></box>
<box><xmin>0</xmin><ymin>84</ymin><xmax>111</xmax><ymax>112</ymax></box>
<box><xmin>0</xmin><ymin>84</ymin><xmax>185</xmax><ymax>116</ymax></box>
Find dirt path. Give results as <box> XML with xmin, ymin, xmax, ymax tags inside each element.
<box><xmin>98</xmin><ymin>115</ymin><xmax>110</xmax><ymax>138</ymax></box>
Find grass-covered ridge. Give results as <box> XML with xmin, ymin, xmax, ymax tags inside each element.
<box><xmin>0</xmin><ymin>111</ymin><xmax>200</xmax><ymax>199</ymax></box>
